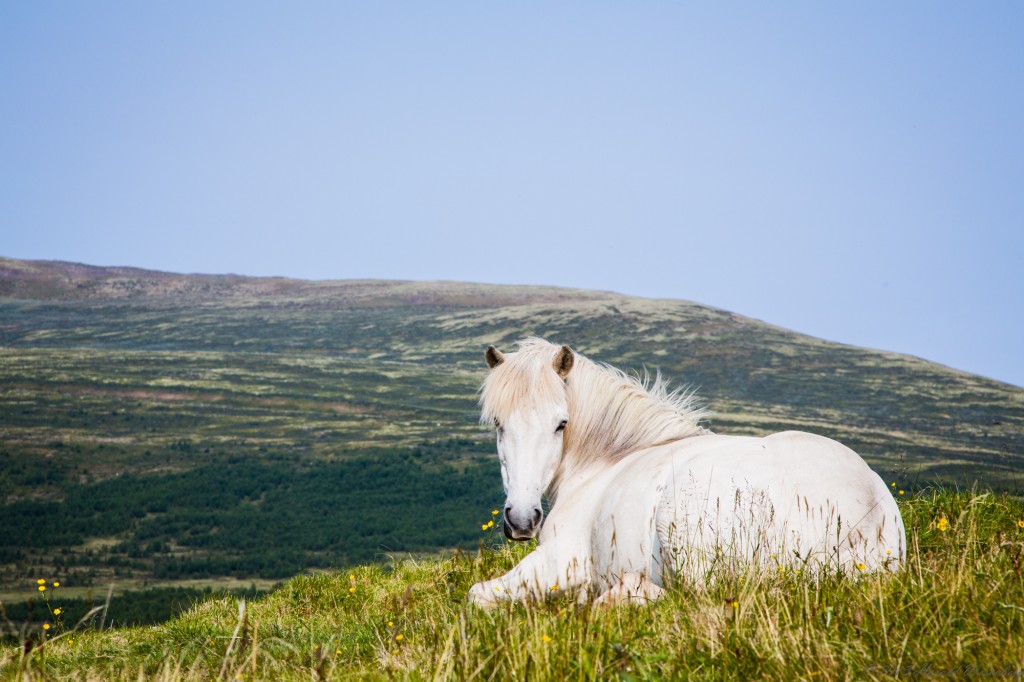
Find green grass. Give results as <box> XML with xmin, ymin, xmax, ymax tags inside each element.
<box><xmin>5</xmin><ymin>490</ymin><xmax>1023</xmax><ymax>680</ymax></box>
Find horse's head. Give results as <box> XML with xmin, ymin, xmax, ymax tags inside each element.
<box><xmin>480</xmin><ymin>340</ymin><xmax>575</xmax><ymax>541</ymax></box>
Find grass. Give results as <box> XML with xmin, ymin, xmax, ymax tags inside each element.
<box><xmin>5</xmin><ymin>489</ymin><xmax>1023</xmax><ymax>680</ymax></box>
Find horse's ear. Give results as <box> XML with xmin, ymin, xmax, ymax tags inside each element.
<box><xmin>553</xmin><ymin>345</ymin><xmax>574</xmax><ymax>379</ymax></box>
<box><xmin>485</xmin><ymin>345</ymin><xmax>505</xmax><ymax>369</ymax></box>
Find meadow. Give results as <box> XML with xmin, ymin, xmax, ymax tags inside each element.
<box><xmin>3</xmin><ymin>490</ymin><xmax>1023</xmax><ymax>680</ymax></box>
<box><xmin>1</xmin><ymin>258</ymin><xmax>1022</xmax><ymax>673</ymax></box>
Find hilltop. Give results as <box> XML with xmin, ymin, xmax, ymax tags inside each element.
<box><xmin>1</xmin><ymin>256</ymin><xmax>1021</xmax><ymax>607</ymax></box>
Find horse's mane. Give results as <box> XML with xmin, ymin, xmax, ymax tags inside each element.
<box><xmin>562</xmin><ymin>348</ymin><xmax>708</xmax><ymax>466</ymax></box>
<box><xmin>480</xmin><ymin>338</ymin><xmax>708</xmax><ymax>481</ymax></box>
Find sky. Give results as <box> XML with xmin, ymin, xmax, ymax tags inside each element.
<box><xmin>2</xmin><ymin>3</ymin><xmax>1022</xmax><ymax>386</ymax></box>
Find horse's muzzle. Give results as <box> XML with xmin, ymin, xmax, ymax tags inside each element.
<box><xmin>503</xmin><ymin>505</ymin><xmax>542</xmax><ymax>541</ymax></box>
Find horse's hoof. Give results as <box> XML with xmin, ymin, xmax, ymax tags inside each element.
<box><xmin>467</xmin><ymin>583</ymin><xmax>500</xmax><ymax>610</ymax></box>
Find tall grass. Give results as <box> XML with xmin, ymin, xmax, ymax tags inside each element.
<box><xmin>4</xmin><ymin>489</ymin><xmax>1023</xmax><ymax>680</ymax></box>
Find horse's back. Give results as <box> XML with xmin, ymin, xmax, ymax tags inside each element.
<box><xmin>652</xmin><ymin>431</ymin><xmax>904</xmax><ymax>579</ymax></box>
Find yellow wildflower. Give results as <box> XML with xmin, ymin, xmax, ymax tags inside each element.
<box><xmin>52</xmin><ymin>581</ymin><xmax>59</xmax><ymax>587</ymax></box>
<box><xmin>856</xmin><ymin>563</ymin><xmax>866</xmax><ymax>571</ymax></box>
<box><xmin>482</xmin><ymin>523</ymin><xmax>488</xmax><ymax>531</ymax></box>
<box><xmin>542</xmin><ymin>634</ymin><xmax>552</xmax><ymax>642</ymax></box>
<box><xmin>898</xmin><ymin>490</ymin><xmax>905</xmax><ymax>496</ymax></box>
<box><xmin>43</xmin><ymin>623</ymin><xmax>51</xmax><ymax>631</ymax></box>
<box><xmin>890</xmin><ymin>482</ymin><xmax>896</xmax><ymax>488</ymax></box>
<box><xmin>336</xmin><ymin>649</ymin><xmax>342</xmax><ymax>655</ymax></box>
<box><xmin>395</xmin><ymin>633</ymin><xmax>404</xmax><ymax>642</ymax></box>
<box><xmin>36</xmin><ymin>579</ymin><xmax>46</xmax><ymax>585</ymax></box>
<box><xmin>387</xmin><ymin>621</ymin><xmax>394</xmax><ymax>627</ymax></box>
<box><xmin>493</xmin><ymin>586</ymin><xmax>502</xmax><ymax>592</ymax></box>
<box><xmin>488</xmin><ymin>520</ymin><xmax>494</xmax><ymax>528</ymax></box>
<box><xmin>53</xmin><ymin>608</ymin><xmax>62</xmax><ymax>616</ymax></box>
<box><xmin>936</xmin><ymin>516</ymin><xmax>949</xmax><ymax>532</ymax></box>
<box><xmin>348</xmin><ymin>587</ymin><xmax>355</xmax><ymax>594</ymax></box>
<box><xmin>1017</xmin><ymin>520</ymin><xmax>1024</xmax><ymax>529</ymax></box>
<box><xmin>38</xmin><ymin>585</ymin><xmax>45</xmax><ymax>592</ymax></box>
<box><xmin>349</xmin><ymin>574</ymin><xmax>354</xmax><ymax>580</ymax></box>
<box><xmin>549</xmin><ymin>584</ymin><xmax>558</xmax><ymax>591</ymax></box>
<box><xmin>492</xmin><ymin>509</ymin><xmax>500</xmax><ymax>516</ymax></box>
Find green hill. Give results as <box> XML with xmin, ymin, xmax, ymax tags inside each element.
<box><xmin>1</xmin><ymin>256</ymin><xmax>1021</xmax><ymax>611</ymax></box>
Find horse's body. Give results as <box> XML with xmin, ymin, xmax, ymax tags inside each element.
<box><xmin>467</xmin><ymin>338</ymin><xmax>905</xmax><ymax>608</ymax></box>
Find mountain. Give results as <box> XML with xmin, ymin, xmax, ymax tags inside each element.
<box><xmin>0</xmin><ymin>256</ymin><xmax>1021</xmax><ymax>601</ymax></box>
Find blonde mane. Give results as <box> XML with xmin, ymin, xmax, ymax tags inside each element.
<box><xmin>480</xmin><ymin>338</ymin><xmax>708</xmax><ymax>485</ymax></box>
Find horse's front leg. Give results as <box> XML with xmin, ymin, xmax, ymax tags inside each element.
<box><xmin>467</xmin><ymin>545</ymin><xmax>586</xmax><ymax>609</ymax></box>
<box><xmin>593</xmin><ymin>572</ymin><xmax>665</xmax><ymax>606</ymax></box>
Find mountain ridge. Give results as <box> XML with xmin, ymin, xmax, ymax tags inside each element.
<box><xmin>0</xmin><ymin>256</ymin><xmax>621</xmax><ymax>308</ymax></box>
<box><xmin>2</xmin><ymin>256</ymin><xmax>1015</xmax><ymax>390</ymax></box>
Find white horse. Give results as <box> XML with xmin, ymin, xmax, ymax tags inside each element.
<box><xmin>467</xmin><ymin>338</ymin><xmax>905</xmax><ymax>608</ymax></box>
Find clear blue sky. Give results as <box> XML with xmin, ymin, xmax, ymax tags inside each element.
<box><xmin>3</xmin><ymin>3</ymin><xmax>1022</xmax><ymax>386</ymax></box>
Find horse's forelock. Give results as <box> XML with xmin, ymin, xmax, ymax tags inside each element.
<box><xmin>479</xmin><ymin>339</ymin><xmax>568</xmax><ymax>425</ymax></box>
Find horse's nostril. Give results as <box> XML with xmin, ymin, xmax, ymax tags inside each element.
<box><xmin>504</xmin><ymin>505</ymin><xmax>541</xmax><ymax>533</ymax></box>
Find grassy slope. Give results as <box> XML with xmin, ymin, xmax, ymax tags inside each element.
<box><xmin>1</xmin><ymin>256</ymin><xmax>1023</xmax><ymax>627</ymax></box>
<box><xmin>4</xmin><ymin>491</ymin><xmax>1024</xmax><ymax>680</ymax></box>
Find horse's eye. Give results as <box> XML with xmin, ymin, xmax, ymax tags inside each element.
<box><xmin>555</xmin><ymin>420</ymin><xmax>568</xmax><ymax>433</ymax></box>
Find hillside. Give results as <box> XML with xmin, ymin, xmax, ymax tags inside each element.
<box><xmin>1</xmin><ymin>256</ymin><xmax>1022</xmax><ymax>608</ymax></box>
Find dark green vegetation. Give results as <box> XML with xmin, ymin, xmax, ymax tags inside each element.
<box><xmin>2</xmin><ymin>585</ymin><xmax>267</xmax><ymax>633</ymax></box>
<box><xmin>4</xmin><ymin>491</ymin><xmax>1024</xmax><ymax>680</ymax></box>
<box><xmin>1</xmin><ymin>256</ymin><xmax>1022</xmax><ymax>621</ymax></box>
<box><xmin>2</xmin><ymin>442</ymin><xmax>498</xmax><ymax>584</ymax></box>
